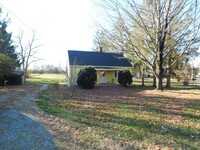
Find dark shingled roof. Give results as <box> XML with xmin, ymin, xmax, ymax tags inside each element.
<box><xmin>68</xmin><ymin>50</ymin><xmax>132</xmax><ymax>67</ymax></box>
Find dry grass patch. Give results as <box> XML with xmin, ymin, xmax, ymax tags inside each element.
<box><xmin>0</xmin><ymin>87</ymin><xmax>7</xmax><ymax>94</ymax></box>
<box><xmin>0</xmin><ymin>85</ymin><xmax>41</xmax><ymax>94</ymax></box>
<box><xmin>37</xmin><ymin>85</ymin><xmax>200</xmax><ymax>149</ymax></box>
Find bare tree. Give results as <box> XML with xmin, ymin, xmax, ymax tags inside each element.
<box><xmin>94</xmin><ymin>0</ymin><xmax>200</xmax><ymax>90</ymax></box>
<box><xmin>93</xmin><ymin>29</ymin><xmax>116</xmax><ymax>52</ymax></box>
<box><xmin>16</xmin><ymin>30</ymin><xmax>42</xmax><ymax>83</ymax></box>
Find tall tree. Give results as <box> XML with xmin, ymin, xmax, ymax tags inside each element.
<box><xmin>16</xmin><ymin>30</ymin><xmax>42</xmax><ymax>83</ymax></box>
<box><xmin>0</xmin><ymin>54</ymin><xmax>15</xmax><ymax>75</ymax></box>
<box><xmin>93</xmin><ymin>30</ymin><xmax>115</xmax><ymax>52</ymax></box>
<box><xmin>0</xmin><ymin>8</ymin><xmax>19</xmax><ymax>67</ymax></box>
<box><xmin>95</xmin><ymin>0</ymin><xmax>200</xmax><ymax>90</ymax></box>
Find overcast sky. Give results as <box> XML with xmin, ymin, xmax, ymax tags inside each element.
<box><xmin>0</xmin><ymin>0</ymin><xmax>96</xmax><ymax>69</ymax></box>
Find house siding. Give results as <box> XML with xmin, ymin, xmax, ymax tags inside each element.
<box><xmin>96</xmin><ymin>70</ymin><xmax>100</xmax><ymax>84</ymax></box>
<box><xmin>68</xmin><ymin>66</ymin><xmax>133</xmax><ymax>85</ymax></box>
<box><xmin>105</xmin><ymin>71</ymin><xmax>117</xmax><ymax>84</ymax></box>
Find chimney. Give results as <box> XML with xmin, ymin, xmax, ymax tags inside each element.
<box><xmin>100</xmin><ymin>46</ymin><xmax>103</xmax><ymax>52</ymax></box>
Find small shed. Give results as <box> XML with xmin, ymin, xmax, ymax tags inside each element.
<box><xmin>0</xmin><ymin>71</ymin><xmax>24</xmax><ymax>86</ymax></box>
<box><xmin>11</xmin><ymin>71</ymin><xmax>25</xmax><ymax>85</ymax></box>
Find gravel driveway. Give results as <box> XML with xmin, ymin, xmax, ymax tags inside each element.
<box><xmin>0</xmin><ymin>84</ymin><xmax>57</xmax><ymax>149</ymax></box>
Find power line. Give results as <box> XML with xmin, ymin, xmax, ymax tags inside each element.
<box><xmin>0</xmin><ymin>2</ymin><xmax>34</xmax><ymax>31</ymax></box>
<box><xmin>0</xmin><ymin>2</ymin><xmax>47</xmax><ymax>41</ymax></box>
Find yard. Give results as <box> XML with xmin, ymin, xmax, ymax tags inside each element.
<box><xmin>1</xmin><ymin>73</ymin><xmax>199</xmax><ymax>149</ymax></box>
<box><xmin>37</xmin><ymin>83</ymin><xmax>200</xmax><ymax>149</ymax></box>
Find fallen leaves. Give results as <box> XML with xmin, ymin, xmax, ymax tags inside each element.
<box><xmin>37</xmin><ymin>85</ymin><xmax>200</xmax><ymax>149</ymax></box>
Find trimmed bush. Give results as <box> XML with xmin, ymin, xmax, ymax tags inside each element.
<box><xmin>118</xmin><ymin>69</ymin><xmax>133</xmax><ymax>87</ymax></box>
<box><xmin>77</xmin><ymin>67</ymin><xmax>97</xmax><ymax>89</ymax></box>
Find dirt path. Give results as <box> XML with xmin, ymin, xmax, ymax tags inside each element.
<box><xmin>0</xmin><ymin>84</ymin><xmax>57</xmax><ymax>149</ymax></box>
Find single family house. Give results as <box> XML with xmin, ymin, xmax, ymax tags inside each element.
<box><xmin>67</xmin><ymin>50</ymin><xmax>133</xmax><ymax>85</ymax></box>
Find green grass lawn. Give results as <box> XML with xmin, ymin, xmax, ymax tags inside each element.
<box><xmin>36</xmin><ymin>84</ymin><xmax>200</xmax><ymax>149</ymax></box>
<box><xmin>26</xmin><ymin>73</ymin><xmax>66</xmax><ymax>85</ymax></box>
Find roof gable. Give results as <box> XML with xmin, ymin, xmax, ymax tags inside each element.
<box><xmin>68</xmin><ymin>50</ymin><xmax>132</xmax><ymax>67</ymax></box>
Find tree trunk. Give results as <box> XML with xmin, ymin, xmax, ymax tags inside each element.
<box><xmin>166</xmin><ymin>51</ymin><xmax>172</xmax><ymax>88</ymax></box>
<box><xmin>142</xmin><ymin>73</ymin><xmax>145</xmax><ymax>86</ymax></box>
<box><xmin>141</xmin><ymin>65</ymin><xmax>145</xmax><ymax>86</ymax></box>
<box><xmin>153</xmin><ymin>74</ymin><xmax>156</xmax><ymax>87</ymax></box>
<box><xmin>156</xmin><ymin>75</ymin><xmax>163</xmax><ymax>90</ymax></box>
<box><xmin>23</xmin><ymin>69</ymin><xmax>27</xmax><ymax>84</ymax></box>
<box><xmin>166</xmin><ymin>69</ymin><xmax>171</xmax><ymax>88</ymax></box>
<box><xmin>156</xmin><ymin>51</ymin><xmax>163</xmax><ymax>90</ymax></box>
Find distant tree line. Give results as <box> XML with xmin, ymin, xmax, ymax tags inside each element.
<box><xmin>30</xmin><ymin>64</ymin><xmax>65</xmax><ymax>74</ymax></box>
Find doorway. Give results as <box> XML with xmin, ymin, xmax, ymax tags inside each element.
<box><xmin>99</xmin><ymin>71</ymin><xmax>107</xmax><ymax>84</ymax></box>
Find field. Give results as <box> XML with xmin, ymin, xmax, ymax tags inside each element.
<box><xmin>26</xmin><ymin>73</ymin><xmax>66</xmax><ymax>85</ymax></box>
<box><xmin>37</xmin><ymin>83</ymin><xmax>200</xmax><ymax>149</ymax></box>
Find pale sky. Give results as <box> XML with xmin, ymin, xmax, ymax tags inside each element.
<box><xmin>0</xmin><ymin>0</ymin><xmax>96</xmax><ymax>69</ymax></box>
<box><xmin>0</xmin><ymin>0</ymin><xmax>200</xmax><ymax>69</ymax></box>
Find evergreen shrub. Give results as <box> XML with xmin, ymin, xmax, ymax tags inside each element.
<box><xmin>77</xmin><ymin>67</ymin><xmax>97</xmax><ymax>89</ymax></box>
<box><xmin>118</xmin><ymin>69</ymin><xmax>132</xmax><ymax>87</ymax></box>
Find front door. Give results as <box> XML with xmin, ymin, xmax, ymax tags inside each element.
<box><xmin>100</xmin><ymin>71</ymin><xmax>107</xmax><ymax>84</ymax></box>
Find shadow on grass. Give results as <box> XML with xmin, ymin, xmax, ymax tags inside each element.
<box><xmin>37</xmin><ymin>84</ymin><xmax>200</xmax><ymax>149</ymax></box>
<box><xmin>38</xmin><ymin>97</ymin><xmax>199</xmax><ymax>149</ymax></box>
<box><xmin>133</xmin><ymin>80</ymin><xmax>200</xmax><ymax>91</ymax></box>
<box><xmin>42</xmin><ymin>84</ymin><xmax>200</xmax><ymax>122</ymax></box>
<box><xmin>164</xmin><ymin>84</ymin><xmax>200</xmax><ymax>90</ymax></box>
<box><xmin>26</xmin><ymin>80</ymin><xmax>64</xmax><ymax>85</ymax></box>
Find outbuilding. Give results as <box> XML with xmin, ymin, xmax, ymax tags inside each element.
<box><xmin>0</xmin><ymin>71</ymin><xmax>24</xmax><ymax>86</ymax></box>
